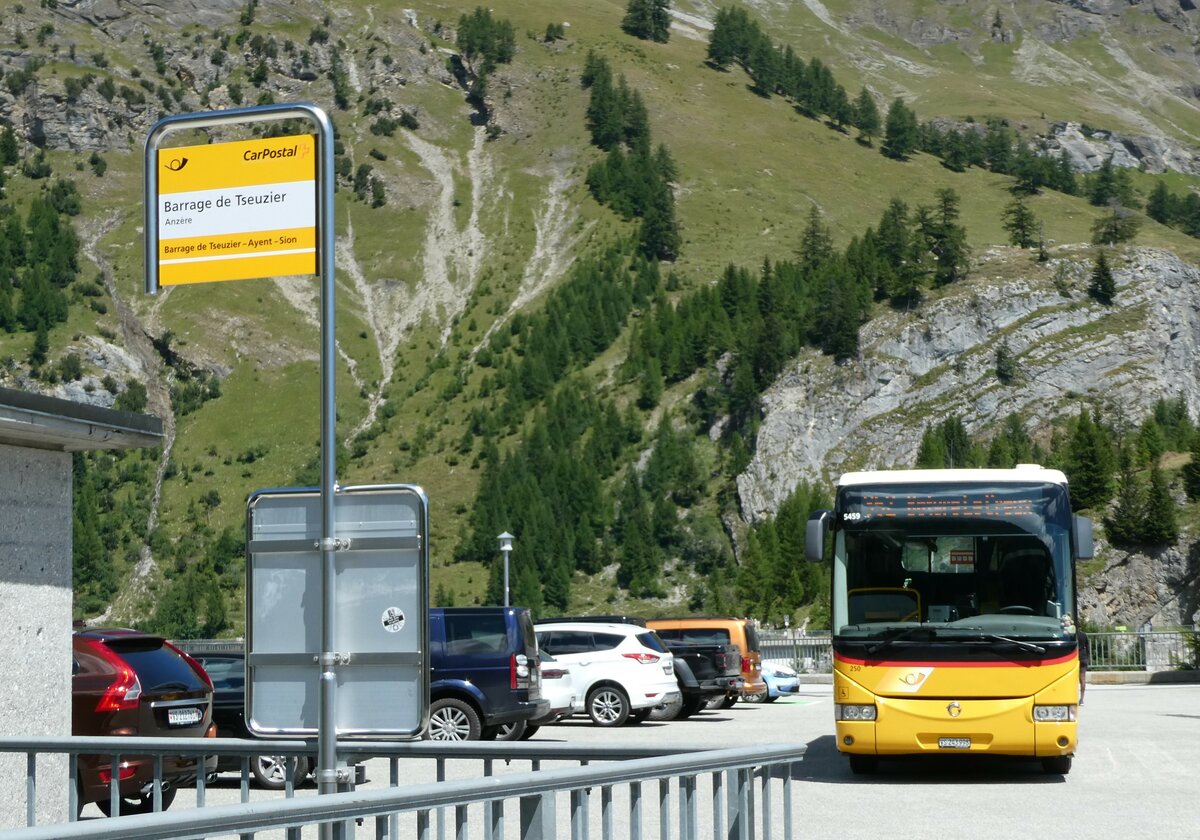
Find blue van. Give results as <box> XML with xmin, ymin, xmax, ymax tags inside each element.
<box><xmin>428</xmin><ymin>607</ymin><xmax>548</xmax><ymax>740</ymax></box>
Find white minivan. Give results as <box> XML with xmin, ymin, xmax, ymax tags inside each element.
<box><xmin>534</xmin><ymin>621</ymin><xmax>680</xmax><ymax>726</ymax></box>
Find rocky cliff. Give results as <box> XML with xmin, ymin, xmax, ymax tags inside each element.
<box><xmin>736</xmin><ymin>245</ymin><xmax>1200</xmax><ymax>626</ymax></box>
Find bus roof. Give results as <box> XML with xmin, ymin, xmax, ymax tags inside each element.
<box><xmin>837</xmin><ymin>465</ymin><xmax>1068</xmax><ymax>488</ymax></box>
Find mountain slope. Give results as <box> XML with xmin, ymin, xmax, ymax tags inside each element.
<box><xmin>0</xmin><ymin>0</ymin><xmax>1197</xmax><ymax>629</ymax></box>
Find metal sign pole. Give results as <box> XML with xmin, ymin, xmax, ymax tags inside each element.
<box><xmin>144</xmin><ymin>103</ymin><xmax>341</xmax><ymax>834</ymax></box>
<box><xmin>312</xmin><ymin>106</ymin><xmax>342</xmax><ymax>825</ymax></box>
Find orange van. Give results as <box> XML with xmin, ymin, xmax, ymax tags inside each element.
<box><xmin>646</xmin><ymin>617</ymin><xmax>767</xmax><ymax>706</ymax></box>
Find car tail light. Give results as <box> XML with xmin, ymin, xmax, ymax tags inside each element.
<box><xmin>622</xmin><ymin>652</ymin><xmax>660</xmax><ymax>665</ymax></box>
<box><xmin>741</xmin><ymin>657</ymin><xmax>752</xmax><ymax>675</ymax></box>
<box><xmin>98</xmin><ymin>764</ymin><xmax>136</xmax><ymax>783</ymax></box>
<box><xmin>83</xmin><ymin>639</ymin><xmax>142</xmax><ymax>712</ymax></box>
<box><xmin>511</xmin><ymin>654</ymin><xmax>532</xmax><ymax>690</ymax></box>
<box><xmin>206</xmin><ymin>722</ymin><xmax>218</xmax><ymax>738</ymax></box>
<box><xmin>541</xmin><ymin>667</ymin><xmax>568</xmax><ymax>680</ymax></box>
<box><xmin>164</xmin><ymin>641</ymin><xmax>214</xmax><ymax>690</ymax></box>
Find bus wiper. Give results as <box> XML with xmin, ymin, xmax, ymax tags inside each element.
<box><xmin>972</xmin><ymin>633</ymin><xmax>1046</xmax><ymax>655</ymax></box>
<box><xmin>864</xmin><ymin>626</ymin><xmax>938</xmax><ymax>656</ymax></box>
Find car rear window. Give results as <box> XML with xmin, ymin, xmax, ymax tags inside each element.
<box><xmin>444</xmin><ymin>613</ymin><xmax>509</xmax><ymax>656</ymax></box>
<box><xmin>745</xmin><ymin>623</ymin><xmax>761</xmax><ymax>652</ymax></box>
<box><xmin>655</xmin><ymin>628</ymin><xmax>731</xmax><ymax>646</ymax></box>
<box><xmin>105</xmin><ymin>639</ymin><xmax>207</xmax><ymax>692</ymax></box>
<box><xmin>637</xmin><ymin>632</ymin><xmax>669</xmax><ymax>653</ymax></box>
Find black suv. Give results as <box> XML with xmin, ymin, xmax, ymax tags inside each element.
<box><xmin>188</xmin><ymin>650</ymin><xmax>312</xmax><ymax>790</ymax></box>
<box><xmin>428</xmin><ymin>607</ymin><xmax>549</xmax><ymax>741</ymax></box>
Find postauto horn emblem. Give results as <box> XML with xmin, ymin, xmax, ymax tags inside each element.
<box><xmin>947</xmin><ymin>701</ymin><xmax>962</xmax><ymax>718</ymax></box>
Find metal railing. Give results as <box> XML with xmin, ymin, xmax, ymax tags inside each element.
<box><xmin>0</xmin><ymin>737</ymin><xmax>804</xmax><ymax>839</ymax></box>
<box><xmin>758</xmin><ymin>633</ymin><xmax>832</xmax><ymax>674</ymax></box>
<box><xmin>758</xmin><ymin>628</ymin><xmax>1199</xmax><ymax>674</ymax></box>
<box><xmin>1087</xmin><ymin>628</ymin><xmax>1197</xmax><ymax>671</ymax></box>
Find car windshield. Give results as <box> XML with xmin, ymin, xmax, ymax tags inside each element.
<box><xmin>198</xmin><ymin>657</ymin><xmax>244</xmax><ymax>690</ymax></box>
<box><xmin>832</xmin><ymin>481</ymin><xmax>1075</xmax><ymax>641</ymax></box>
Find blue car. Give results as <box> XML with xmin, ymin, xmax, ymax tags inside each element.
<box><xmin>743</xmin><ymin>662</ymin><xmax>800</xmax><ymax>703</ymax></box>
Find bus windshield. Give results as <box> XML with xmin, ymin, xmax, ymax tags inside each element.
<box><xmin>831</xmin><ymin>481</ymin><xmax>1075</xmax><ymax>641</ymax></box>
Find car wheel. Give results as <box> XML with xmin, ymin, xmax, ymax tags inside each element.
<box><xmin>678</xmin><ymin>696</ymin><xmax>706</xmax><ymax>718</ymax></box>
<box><xmin>586</xmin><ymin>686</ymin><xmax>630</xmax><ymax>727</ymax></box>
<box><xmin>650</xmin><ymin>694</ymin><xmax>683</xmax><ymax>721</ymax></box>
<box><xmin>253</xmin><ymin>755</ymin><xmax>306</xmax><ymax>790</ymax></box>
<box><xmin>427</xmin><ymin>698</ymin><xmax>482</xmax><ymax>741</ymax></box>
<box><xmin>742</xmin><ymin>690</ymin><xmax>768</xmax><ymax>704</ymax></box>
<box><xmin>719</xmin><ymin>692</ymin><xmax>738</xmax><ymax>709</ymax></box>
<box><xmin>95</xmin><ymin>785</ymin><xmax>177</xmax><ymax>817</ymax></box>
<box><xmin>763</xmin><ymin>695</ymin><xmax>779</xmax><ymax>703</ymax></box>
<box><xmin>495</xmin><ymin>720</ymin><xmax>527</xmax><ymax>741</ymax></box>
<box><xmin>519</xmin><ymin>724</ymin><xmax>540</xmax><ymax>740</ymax></box>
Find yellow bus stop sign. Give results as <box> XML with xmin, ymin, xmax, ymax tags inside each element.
<box><xmin>156</xmin><ymin>134</ymin><xmax>317</xmax><ymax>284</ymax></box>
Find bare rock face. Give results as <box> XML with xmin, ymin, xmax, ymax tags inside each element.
<box><xmin>736</xmin><ymin>248</ymin><xmax>1200</xmax><ymax>522</ymax></box>
<box><xmin>1046</xmin><ymin>122</ymin><xmax>1200</xmax><ymax>175</ymax></box>
<box><xmin>1079</xmin><ymin>537</ymin><xmax>1200</xmax><ymax>629</ymax></box>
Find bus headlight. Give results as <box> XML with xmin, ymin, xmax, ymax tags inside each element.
<box><xmin>1033</xmin><ymin>705</ymin><xmax>1076</xmax><ymax>722</ymax></box>
<box><xmin>836</xmin><ymin>704</ymin><xmax>877</xmax><ymax>721</ymax></box>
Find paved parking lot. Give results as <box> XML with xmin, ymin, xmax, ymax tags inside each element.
<box><xmin>77</xmin><ymin>683</ymin><xmax>1200</xmax><ymax>838</ymax></box>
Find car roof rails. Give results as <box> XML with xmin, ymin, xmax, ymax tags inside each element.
<box><xmin>538</xmin><ymin>615</ymin><xmax>647</xmax><ymax>627</ymax></box>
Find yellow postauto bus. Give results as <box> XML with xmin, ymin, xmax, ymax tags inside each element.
<box><xmin>805</xmin><ymin>466</ymin><xmax>1094</xmax><ymax>775</ymax></box>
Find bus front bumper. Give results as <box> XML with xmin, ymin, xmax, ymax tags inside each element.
<box><xmin>836</xmin><ymin>696</ymin><xmax>1076</xmax><ymax>758</ymax></box>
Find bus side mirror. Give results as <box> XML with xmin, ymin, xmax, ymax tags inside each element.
<box><xmin>806</xmin><ymin>510</ymin><xmax>832</xmax><ymax>562</ymax></box>
<box><xmin>1073</xmin><ymin>515</ymin><xmax>1094</xmax><ymax>560</ymax></box>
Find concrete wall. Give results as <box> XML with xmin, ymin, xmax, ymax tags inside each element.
<box><xmin>0</xmin><ymin>443</ymin><xmax>72</xmax><ymax>828</ymax></box>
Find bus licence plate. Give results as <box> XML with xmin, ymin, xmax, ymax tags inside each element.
<box><xmin>168</xmin><ymin>707</ymin><xmax>203</xmax><ymax>727</ymax></box>
<box><xmin>938</xmin><ymin>737</ymin><xmax>971</xmax><ymax>750</ymax></box>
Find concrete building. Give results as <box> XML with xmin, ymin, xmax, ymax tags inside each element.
<box><xmin>0</xmin><ymin>386</ymin><xmax>162</xmax><ymax>827</ymax></box>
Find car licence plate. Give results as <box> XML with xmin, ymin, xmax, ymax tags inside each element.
<box><xmin>938</xmin><ymin>737</ymin><xmax>971</xmax><ymax>750</ymax></box>
<box><xmin>168</xmin><ymin>707</ymin><xmax>203</xmax><ymax>727</ymax></box>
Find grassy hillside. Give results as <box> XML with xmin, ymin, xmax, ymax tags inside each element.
<box><xmin>0</xmin><ymin>0</ymin><xmax>1197</xmax><ymax>629</ymax></box>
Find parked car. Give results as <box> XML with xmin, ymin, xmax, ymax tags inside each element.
<box><xmin>538</xmin><ymin>616</ymin><xmax>741</xmax><ymax>720</ymax></box>
<box><xmin>743</xmin><ymin>662</ymin><xmax>800</xmax><ymax>703</ymax></box>
<box><xmin>72</xmin><ymin>628</ymin><xmax>217</xmax><ymax>816</ymax></box>
<box><xmin>534</xmin><ymin>621</ymin><xmax>680</xmax><ymax>726</ymax></box>
<box><xmin>189</xmin><ymin>650</ymin><xmax>312</xmax><ymax>789</ymax></box>
<box><xmin>494</xmin><ymin>651</ymin><xmax>577</xmax><ymax>740</ymax></box>
<box><xmin>428</xmin><ymin>607</ymin><xmax>549</xmax><ymax>741</ymax></box>
<box><xmin>647</xmin><ymin>618</ymin><xmax>768</xmax><ymax>707</ymax></box>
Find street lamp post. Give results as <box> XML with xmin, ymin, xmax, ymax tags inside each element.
<box><xmin>498</xmin><ymin>532</ymin><xmax>514</xmax><ymax>608</ymax></box>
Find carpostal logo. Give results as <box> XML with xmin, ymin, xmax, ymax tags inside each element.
<box><xmin>244</xmin><ymin>145</ymin><xmax>303</xmax><ymax>162</ymax></box>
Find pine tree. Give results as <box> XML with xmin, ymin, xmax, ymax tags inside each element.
<box><xmin>1091</xmin><ymin>203</ymin><xmax>1140</xmax><ymax>246</ymax></box>
<box><xmin>797</xmin><ymin>205</ymin><xmax>833</xmax><ymax>278</ymax></box>
<box><xmin>1105</xmin><ymin>447</ymin><xmax>1144</xmax><ymax>546</ymax></box>
<box><xmin>1146</xmin><ymin>181</ymin><xmax>1175</xmax><ymax>225</ymax></box>
<box><xmin>0</xmin><ymin>125</ymin><xmax>17</xmax><ymax>166</ymax></box>
<box><xmin>852</xmin><ymin>87</ymin><xmax>881</xmax><ymax>146</ymax></box>
<box><xmin>1182</xmin><ymin>433</ymin><xmax>1200</xmax><ymax>501</ymax></box>
<box><xmin>1065</xmin><ymin>409</ymin><xmax>1114</xmax><ymax>511</ymax></box>
<box><xmin>1141</xmin><ymin>464</ymin><xmax>1178</xmax><ymax>546</ymax></box>
<box><xmin>622</xmin><ymin>0</ymin><xmax>671</xmax><ymax>43</ymax></box>
<box><xmin>995</xmin><ymin>339</ymin><xmax>1018</xmax><ymax>384</ymax></box>
<box><xmin>1003</xmin><ymin>196</ymin><xmax>1038</xmax><ymax>248</ymax></box>
<box><xmin>881</xmin><ymin>98</ymin><xmax>919</xmax><ymax>160</ymax></box>
<box><xmin>1088</xmin><ymin>250</ymin><xmax>1116</xmax><ymax>304</ymax></box>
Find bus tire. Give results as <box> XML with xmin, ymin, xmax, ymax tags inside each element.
<box><xmin>848</xmin><ymin>755</ymin><xmax>878</xmax><ymax>775</ymax></box>
<box><xmin>1042</xmin><ymin>756</ymin><xmax>1072</xmax><ymax>775</ymax></box>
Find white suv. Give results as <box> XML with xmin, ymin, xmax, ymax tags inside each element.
<box><xmin>534</xmin><ymin>622</ymin><xmax>680</xmax><ymax>726</ymax></box>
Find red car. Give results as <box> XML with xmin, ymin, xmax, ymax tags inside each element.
<box><xmin>72</xmin><ymin>628</ymin><xmax>217</xmax><ymax>816</ymax></box>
